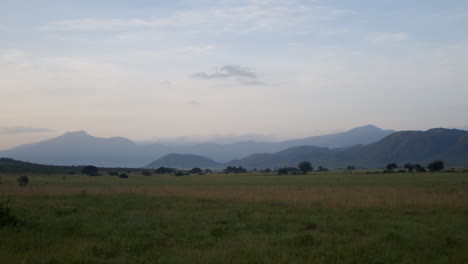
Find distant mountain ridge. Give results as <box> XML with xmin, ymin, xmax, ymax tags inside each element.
<box><xmin>228</xmin><ymin>128</ymin><xmax>468</xmax><ymax>169</ymax></box>
<box><xmin>0</xmin><ymin>125</ymin><xmax>394</xmax><ymax>167</ymax></box>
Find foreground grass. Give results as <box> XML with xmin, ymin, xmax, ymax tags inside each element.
<box><xmin>1</xmin><ymin>172</ymin><xmax>468</xmax><ymax>263</ymax></box>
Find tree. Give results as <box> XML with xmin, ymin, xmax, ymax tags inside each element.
<box><xmin>414</xmin><ymin>164</ymin><xmax>426</xmax><ymax>172</ymax></box>
<box><xmin>347</xmin><ymin>165</ymin><xmax>356</xmax><ymax>173</ymax></box>
<box><xmin>17</xmin><ymin>176</ymin><xmax>29</xmax><ymax>186</ymax></box>
<box><xmin>317</xmin><ymin>166</ymin><xmax>329</xmax><ymax>172</ymax></box>
<box><xmin>154</xmin><ymin>167</ymin><xmax>176</xmax><ymax>174</ymax></box>
<box><xmin>277</xmin><ymin>168</ymin><xmax>289</xmax><ymax>175</ymax></box>
<box><xmin>404</xmin><ymin>163</ymin><xmax>415</xmax><ymax>172</ymax></box>
<box><xmin>119</xmin><ymin>173</ymin><xmax>129</xmax><ymax>178</ymax></box>
<box><xmin>386</xmin><ymin>163</ymin><xmax>398</xmax><ymax>172</ymax></box>
<box><xmin>81</xmin><ymin>165</ymin><xmax>99</xmax><ymax>176</ymax></box>
<box><xmin>223</xmin><ymin>166</ymin><xmax>248</xmax><ymax>174</ymax></box>
<box><xmin>428</xmin><ymin>160</ymin><xmax>444</xmax><ymax>172</ymax></box>
<box><xmin>189</xmin><ymin>167</ymin><xmax>203</xmax><ymax>174</ymax></box>
<box><xmin>298</xmin><ymin>162</ymin><xmax>313</xmax><ymax>174</ymax></box>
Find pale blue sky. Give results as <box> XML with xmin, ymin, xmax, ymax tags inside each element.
<box><xmin>1</xmin><ymin>0</ymin><xmax>468</xmax><ymax>149</ymax></box>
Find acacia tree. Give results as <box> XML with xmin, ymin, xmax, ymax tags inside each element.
<box><xmin>404</xmin><ymin>163</ymin><xmax>415</xmax><ymax>172</ymax></box>
<box><xmin>298</xmin><ymin>161</ymin><xmax>313</xmax><ymax>174</ymax></box>
<box><xmin>414</xmin><ymin>164</ymin><xmax>426</xmax><ymax>172</ymax></box>
<box><xmin>428</xmin><ymin>160</ymin><xmax>444</xmax><ymax>172</ymax></box>
<box><xmin>347</xmin><ymin>165</ymin><xmax>356</xmax><ymax>173</ymax></box>
<box><xmin>386</xmin><ymin>163</ymin><xmax>398</xmax><ymax>172</ymax></box>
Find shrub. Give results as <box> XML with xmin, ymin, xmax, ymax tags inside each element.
<box><xmin>108</xmin><ymin>171</ymin><xmax>119</xmax><ymax>176</ymax></box>
<box><xmin>189</xmin><ymin>167</ymin><xmax>203</xmax><ymax>174</ymax></box>
<box><xmin>141</xmin><ymin>170</ymin><xmax>152</xmax><ymax>176</ymax></box>
<box><xmin>317</xmin><ymin>166</ymin><xmax>329</xmax><ymax>172</ymax></box>
<box><xmin>17</xmin><ymin>176</ymin><xmax>29</xmax><ymax>186</ymax></box>
<box><xmin>223</xmin><ymin>166</ymin><xmax>248</xmax><ymax>174</ymax></box>
<box><xmin>0</xmin><ymin>200</ymin><xmax>20</xmax><ymax>227</ymax></box>
<box><xmin>82</xmin><ymin>165</ymin><xmax>99</xmax><ymax>176</ymax></box>
<box><xmin>174</xmin><ymin>171</ymin><xmax>187</xmax><ymax>176</ymax></box>
<box><xmin>119</xmin><ymin>173</ymin><xmax>129</xmax><ymax>179</ymax></box>
<box><xmin>154</xmin><ymin>167</ymin><xmax>176</xmax><ymax>174</ymax></box>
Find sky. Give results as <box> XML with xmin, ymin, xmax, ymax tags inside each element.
<box><xmin>1</xmin><ymin>0</ymin><xmax>468</xmax><ymax>149</ymax></box>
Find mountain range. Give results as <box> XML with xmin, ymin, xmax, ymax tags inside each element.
<box><xmin>0</xmin><ymin>125</ymin><xmax>393</xmax><ymax>167</ymax></box>
<box><xmin>149</xmin><ymin>128</ymin><xmax>468</xmax><ymax>169</ymax></box>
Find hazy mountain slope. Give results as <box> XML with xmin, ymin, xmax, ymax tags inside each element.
<box><xmin>0</xmin><ymin>131</ymin><xmax>146</xmax><ymax>167</ymax></box>
<box><xmin>230</xmin><ymin>128</ymin><xmax>468</xmax><ymax>169</ymax></box>
<box><xmin>152</xmin><ymin>125</ymin><xmax>394</xmax><ymax>162</ymax></box>
<box><xmin>0</xmin><ymin>125</ymin><xmax>395</xmax><ymax>167</ymax></box>
<box><xmin>145</xmin><ymin>154</ymin><xmax>222</xmax><ymax>169</ymax></box>
<box><xmin>281</xmin><ymin>125</ymin><xmax>394</xmax><ymax>149</ymax></box>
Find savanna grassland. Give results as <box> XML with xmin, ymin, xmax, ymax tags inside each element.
<box><xmin>1</xmin><ymin>171</ymin><xmax>468</xmax><ymax>263</ymax></box>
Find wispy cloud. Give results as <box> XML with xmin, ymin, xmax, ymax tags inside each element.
<box><xmin>0</xmin><ymin>126</ymin><xmax>54</xmax><ymax>135</ymax></box>
<box><xmin>40</xmin><ymin>2</ymin><xmax>354</xmax><ymax>35</ymax></box>
<box><xmin>370</xmin><ymin>32</ymin><xmax>409</xmax><ymax>43</ymax></box>
<box><xmin>194</xmin><ymin>65</ymin><xmax>257</xmax><ymax>79</ymax></box>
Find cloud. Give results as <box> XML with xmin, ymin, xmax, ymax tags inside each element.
<box><xmin>40</xmin><ymin>2</ymin><xmax>354</xmax><ymax>35</ymax></box>
<box><xmin>187</xmin><ymin>100</ymin><xmax>200</xmax><ymax>106</ymax></box>
<box><xmin>160</xmin><ymin>81</ymin><xmax>172</xmax><ymax>88</ymax></box>
<box><xmin>0</xmin><ymin>126</ymin><xmax>54</xmax><ymax>135</ymax></box>
<box><xmin>370</xmin><ymin>32</ymin><xmax>409</xmax><ymax>43</ymax></box>
<box><xmin>193</xmin><ymin>65</ymin><xmax>257</xmax><ymax>79</ymax></box>
<box><xmin>237</xmin><ymin>79</ymin><xmax>266</xmax><ymax>86</ymax></box>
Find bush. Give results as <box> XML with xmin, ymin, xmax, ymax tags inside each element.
<box><xmin>223</xmin><ymin>166</ymin><xmax>248</xmax><ymax>174</ymax></box>
<box><xmin>174</xmin><ymin>171</ymin><xmax>188</xmax><ymax>176</ymax></box>
<box><xmin>154</xmin><ymin>167</ymin><xmax>176</xmax><ymax>174</ymax></box>
<box><xmin>119</xmin><ymin>173</ymin><xmax>129</xmax><ymax>179</ymax></box>
<box><xmin>107</xmin><ymin>171</ymin><xmax>119</xmax><ymax>176</ymax></box>
<box><xmin>317</xmin><ymin>166</ymin><xmax>329</xmax><ymax>172</ymax></box>
<box><xmin>0</xmin><ymin>200</ymin><xmax>20</xmax><ymax>227</ymax></box>
<box><xmin>276</xmin><ymin>167</ymin><xmax>299</xmax><ymax>175</ymax></box>
<box><xmin>189</xmin><ymin>167</ymin><xmax>203</xmax><ymax>174</ymax></box>
<box><xmin>82</xmin><ymin>165</ymin><xmax>99</xmax><ymax>176</ymax></box>
<box><xmin>141</xmin><ymin>170</ymin><xmax>152</xmax><ymax>176</ymax></box>
<box><xmin>17</xmin><ymin>176</ymin><xmax>29</xmax><ymax>186</ymax></box>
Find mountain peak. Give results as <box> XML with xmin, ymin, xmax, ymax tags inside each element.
<box><xmin>349</xmin><ymin>124</ymin><xmax>382</xmax><ymax>132</ymax></box>
<box><xmin>63</xmin><ymin>130</ymin><xmax>89</xmax><ymax>137</ymax></box>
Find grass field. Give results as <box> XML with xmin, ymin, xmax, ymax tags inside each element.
<box><xmin>1</xmin><ymin>171</ymin><xmax>468</xmax><ymax>263</ymax></box>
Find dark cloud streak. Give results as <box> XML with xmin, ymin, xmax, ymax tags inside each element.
<box><xmin>0</xmin><ymin>126</ymin><xmax>54</xmax><ymax>135</ymax></box>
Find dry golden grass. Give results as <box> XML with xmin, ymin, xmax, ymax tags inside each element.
<box><xmin>2</xmin><ymin>184</ymin><xmax>468</xmax><ymax>208</ymax></box>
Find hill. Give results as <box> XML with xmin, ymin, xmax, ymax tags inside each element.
<box><xmin>0</xmin><ymin>131</ymin><xmax>155</xmax><ymax>167</ymax></box>
<box><xmin>145</xmin><ymin>154</ymin><xmax>222</xmax><ymax>169</ymax></box>
<box><xmin>0</xmin><ymin>157</ymin><xmax>83</xmax><ymax>174</ymax></box>
<box><xmin>229</xmin><ymin>128</ymin><xmax>468</xmax><ymax>169</ymax></box>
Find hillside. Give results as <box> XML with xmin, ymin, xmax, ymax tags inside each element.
<box><xmin>229</xmin><ymin>128</ymin><xmax>468</xmax><ymax>169</ymax></box>
<box><xmin>0</xmin><ymin>157</ymin><xmax>83</xmax><ymax>173</ymax></box>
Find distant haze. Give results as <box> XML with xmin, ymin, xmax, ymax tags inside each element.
<box><xmin>1</xmin><ymin>1</ymin><xmax>468</xmax><ymax>149</ymax></box>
